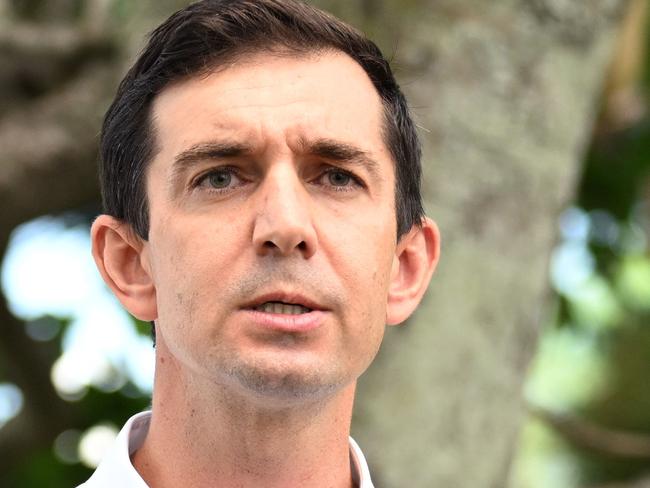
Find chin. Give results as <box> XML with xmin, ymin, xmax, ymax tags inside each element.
<box><xmin>223</xmin><ymin>360</ymin><xmax>349</xmax><ymax>406</ymax></box>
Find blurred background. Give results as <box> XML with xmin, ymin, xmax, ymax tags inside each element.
<box><xmin>1</xmin><ymin>0</ymin><xmax>650</xmax><ymax>486</ymax></box>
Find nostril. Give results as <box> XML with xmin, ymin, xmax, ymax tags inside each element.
<box><xmin>297</xmin><ymin>241</ymin><xmax>307</xmax><ymax>250</ymax></box>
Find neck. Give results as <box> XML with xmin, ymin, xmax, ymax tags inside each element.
<box><xmin>132</xmin><ymin>344</ymin><xmax>357</xmax><ymax>488</ymax></box>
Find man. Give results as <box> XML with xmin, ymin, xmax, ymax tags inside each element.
<box><xmin>82</xmin><ymin>0</ymin><xmax>439</xmax><ymax>486</ymax></box>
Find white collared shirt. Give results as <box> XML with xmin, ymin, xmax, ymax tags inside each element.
<box><xmin>78</xmin><ymin>411</ymin><xmax>374</xmax><ymax>487</ymax></box>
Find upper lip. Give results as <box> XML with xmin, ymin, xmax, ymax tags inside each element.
<box><xmin>242</xmin><ymin>291</ymin><xmax>326</xmax><ymax>311</ymax></box>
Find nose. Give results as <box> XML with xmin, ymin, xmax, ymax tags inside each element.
<box><xmin>252</xmin><ymin>168</ymin><xmax>318</xmax><ymax>259</ymax></box>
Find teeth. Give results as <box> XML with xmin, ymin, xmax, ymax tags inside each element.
<box><xmin>255</xmin><ymin>301</ymin><xmax>311</xmax><ymax>315</ymax></box>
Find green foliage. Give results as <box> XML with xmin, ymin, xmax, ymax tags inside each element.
<box><xmin>6</xmin><ymin>448</ymin><xmax>89</xmax><ymax>488</ymax></box>
<box><xmin>514</xmin><ymin>17</ymin><xmax>650</xmax><ymax>483</ymax></box>
<box><xmin>0</xmin><ymin>309</ymin><xmax>151</xmax><ymax>484</ymax></box>
<box><xmin>515</xmin><ymin>418</ymin><xmax>650</xmax><ymax>487</ymax></box>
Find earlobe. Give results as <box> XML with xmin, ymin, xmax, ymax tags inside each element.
<box><xmin>386</xmin><ymin>217</ymin><xmax>440</xmax><ymax>326</ymax></box>
<box><xmin>91</xmin><ymin>215</ymin><xmax>158</xmax><ymax>321</ymax></box>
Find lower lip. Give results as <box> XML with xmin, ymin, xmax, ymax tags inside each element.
<box><xmin>241</xmin><ymin>309</ymin><xmax>326</xmax><ymax>333</ymax></box>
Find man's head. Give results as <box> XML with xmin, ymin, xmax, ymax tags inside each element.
<box><xmin>91</xmin><ymin>0</ymin><xmax>439</xmax><ymax>406</ymax></box>
<box><xmin>100</xmin><ymin>0</ymin><xmax>423</xmax><ymax>241</ymax></box>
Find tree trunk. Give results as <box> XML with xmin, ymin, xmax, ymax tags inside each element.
<box><xmin>312</xmin><ymin>1</ymin><xmax>631</xmax><ymax>486</ymax></box>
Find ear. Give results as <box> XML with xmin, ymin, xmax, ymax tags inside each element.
<box><xmin>386</xmin><ymin>217</ymin><xmax>440</xmax><ymax>326</ymax></box>
<box><xmin>91</xmin><ymin>215</ymin><xmax>157</xmax><ymax>321</ymax></box>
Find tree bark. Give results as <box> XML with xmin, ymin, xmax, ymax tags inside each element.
<box><xmin>311</xmin><ymin>1</ymin><xmax>631</xmax><ymax>486</ymax></box>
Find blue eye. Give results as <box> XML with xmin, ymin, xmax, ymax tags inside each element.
<box><xmin>328</xmin><ymin>170</ymin><xmax>352</xmax><ymax>187</ymax></box>
<box><xmin>207</xmin><ymin>170</ymin><xmax>232</xmax><ymax>188</ymax></box>
<box><xmin>193</xmin><ymin>167</ymin><xmax>244</xmax><ymax>193</ymax></box>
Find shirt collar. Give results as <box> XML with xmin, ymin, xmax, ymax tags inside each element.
<box><xmin>79</xmin><ymin>411</ymin><xmax>374</xmax><ymax>488</ymax></box>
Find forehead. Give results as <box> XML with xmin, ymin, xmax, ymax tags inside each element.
<box><xmin>149</xmin><ymin>50</ymin><xmax>389</xmax><ymax>164</ymax></box>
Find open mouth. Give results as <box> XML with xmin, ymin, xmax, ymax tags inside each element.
<box><xmin>243</xmin><ymin>295</ymin><xmax>325</xmax><ymax>332</ymax></box>
<box><xmin>254</xmin><ymin>301</ymin><xmax>313</xmax><ymax>315</ymax></box>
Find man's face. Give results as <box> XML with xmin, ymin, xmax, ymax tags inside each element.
<box><xmin>144</xmin><ymin>51</ymin><xmax>398</xmax><ymax>403</ymax></box>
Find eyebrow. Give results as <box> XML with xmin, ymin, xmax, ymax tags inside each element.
<box><xmin>302</xmin><ymin>138</ymin><xmax>381</xmax><ymax>179</ymax></box>
<box><xmin>171</xmin><ymin>141</ymin><xmax>253</xmax><ymax>180</ymax></box>
<box><xmin>169</xmin><ymin>137</ymin><xmax>382</xmax><ymax>181</ymax></box>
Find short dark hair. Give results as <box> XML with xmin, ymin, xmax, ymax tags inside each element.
<box><xmin>100</xmin><ymin>0</ymin><xmax>424</xmax><ymax>240</ymax></box>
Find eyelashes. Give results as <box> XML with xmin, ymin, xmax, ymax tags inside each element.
<box><xmin>190</xmin><ymin>165</ymin><xmax>365</xmax><ymax>195</ymax></box>
<box><xmin>317</xmin><ymin>167</ymin><xmax>364</xmax><ymax>192</ymax></box>
<box><xmin>193</xmin><ymin>166</ymin><xmax>244</xmax><ymax>193</ymax></box>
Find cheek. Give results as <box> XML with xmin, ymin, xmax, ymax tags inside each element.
<box><xmin>153</xmin><ymin>212</ymin><xmax>244</xmax><ymax>272</ymax></box>
<box><xmin>322</xmin><ymin>214</ymin><xmax>395</xmax><ymax>314</ymax></box>
<box><xmin>148</xmin><ymin>217</ymin><xmax>246</xmax><ymax>322</ymax></box>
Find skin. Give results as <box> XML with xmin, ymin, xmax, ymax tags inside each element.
<box><xmin>91</xmin><ymin>50</ymin><xmax>439</xmax><ymax>488</ymax></box>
